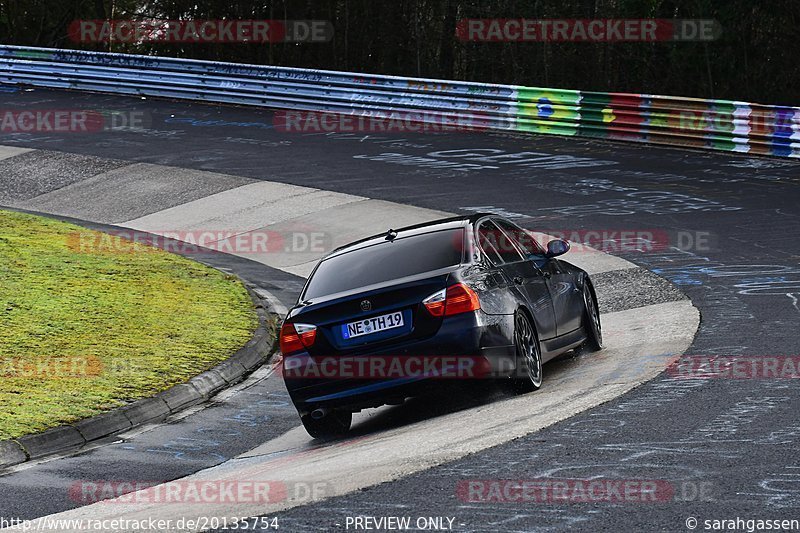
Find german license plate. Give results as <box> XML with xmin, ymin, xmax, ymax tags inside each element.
<box><xmin>342</xmin><ymin>311</ymin><xmax>404</xmax><ymax>339</ymax></box>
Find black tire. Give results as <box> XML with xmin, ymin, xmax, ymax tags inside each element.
<box><xmin>300</xmin><ymin>410</ymin><xmax>352</xmax><ymax>439</ymax></box>
<box><xmin>581</xmin><ymin>283</ymin><xmax>603</xmax><ymax>351</ymax></box>
<box><xmin>511</xmin><ymin>311</ymin><xmax>543</xmax><ymax>393</ymax></box>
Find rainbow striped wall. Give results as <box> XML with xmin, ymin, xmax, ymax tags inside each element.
<box><xmin>0</xmin><ymin>45</ymin><xmax>797</xmax><ymax>158</ymax></box>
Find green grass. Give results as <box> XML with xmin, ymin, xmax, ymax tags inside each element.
<box><xmin>0</xmin><ymin>209</ymin><xmax>258</xmax><ymax>440</ymax></box>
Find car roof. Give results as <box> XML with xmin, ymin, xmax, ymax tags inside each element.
<box><xmin>324</xmin><ymin>212</ymin><xmax>498</xmax><ymax>259</ymax></box>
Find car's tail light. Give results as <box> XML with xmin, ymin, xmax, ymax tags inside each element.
<box><xmin>423</xmin><ymin>289</ymin><xmax>446</xmax><ymax>316</ymax></box>
<box><xmin>279</xmin><ymin>322</ymin><xmax>317</xmax><ymax>353</ymax></box>
<box><xmin>443</xmin><ymin>283</ymin><xmax>481</xmax><ymax>315</ymax></box>
<box><xmin>423</xmin><ymin>283</ymin><xmax>481</xmax><ymax>317</ymax></box>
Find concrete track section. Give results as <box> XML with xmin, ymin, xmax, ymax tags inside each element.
<box><xmin>4</xmin><ymin>88</ymin><xmax>797</xmax><ymax>531</ymax></box>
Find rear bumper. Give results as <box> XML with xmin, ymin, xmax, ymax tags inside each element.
<box><xmin>282</xmin><ymin>311</ymin><xmax>516</xmax><ymax>415</ymax></box>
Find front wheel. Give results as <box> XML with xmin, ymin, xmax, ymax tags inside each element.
<box><xmin>511</xmin><ymin>311</ymin><xmax>543</xmax><ymax>393</ymax></box>
<box><xmin>300</xmin><ymin>410</ymin><xmax>352</xmax><ymax>439</ymax></box>
<box><xmin>581</xmin><ymin>283</ymin><xmax>603</xmax><ymax>351</ymax></box>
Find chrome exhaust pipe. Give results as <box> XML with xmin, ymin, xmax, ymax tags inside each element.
<box><xmin>310</xmin><ymin>408</ymin><xmax>330</xmax><ymax>420</ymax></box>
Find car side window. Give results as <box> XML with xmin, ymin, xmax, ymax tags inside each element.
<box><xmin>477</xmin><ymin>222</ymin><xmax>504</xmax><ymax>265</ymax></box>
<box><xmin>478</xmin><ymin>220</ymin><xmax>524</xmax><ymax>264</ymax></box>
<box><xmin>495</xmin><ymin>219</ymin><xmax>547</xmax><ymax>259</ymax></box>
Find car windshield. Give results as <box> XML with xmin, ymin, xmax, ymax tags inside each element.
<box><xmin>302</xmin><ymin>228</ymin><xmax>465</xmax><ymax>300</ymax></box>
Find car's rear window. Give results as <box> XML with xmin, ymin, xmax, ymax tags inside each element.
<box><xmin>302</xmin><ymin>228</ymin><xmax>464</xmax><ymax>300</ymax></box>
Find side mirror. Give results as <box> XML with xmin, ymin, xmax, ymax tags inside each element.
<box><xmin>545</xmin><ymin>239</ymin><xmax>570</xmax><ymax>258</ymax></box>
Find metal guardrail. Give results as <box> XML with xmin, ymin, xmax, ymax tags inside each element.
<box><xmin>0</xmin><ymin>45</ymin><xmax>797</xmax><ymax>158</ymax></box>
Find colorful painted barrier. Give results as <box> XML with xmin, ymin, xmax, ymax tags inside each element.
<box><xmin>0</xmin><ymin>45</ymin><xmax>797</xmax><ymax>157</ymax></box>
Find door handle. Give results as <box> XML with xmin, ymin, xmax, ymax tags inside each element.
<box><xmin>513</xmin><ymin>276</ymin><xmax>524</xmax><ymax>285</ymax></box>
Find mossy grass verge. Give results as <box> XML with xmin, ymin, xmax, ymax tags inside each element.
<box><xmin>0</xmin><ymin>209</ymin><xmax>257</xmax><ymax>440</ymax></box>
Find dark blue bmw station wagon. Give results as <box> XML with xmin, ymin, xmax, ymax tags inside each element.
<box><xmin>280</xmin><ymin>214</ymin><xmax>602</xmax><ymax>438</ymax></box>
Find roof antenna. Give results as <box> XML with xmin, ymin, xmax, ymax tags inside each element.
<box><xmin>385</xmin><ymin>229</ymin><xmax>398</xmax><ymax>241</ymax></box>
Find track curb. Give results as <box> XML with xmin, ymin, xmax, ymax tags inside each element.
<box><xmin>0</xmin><ymin>224</ymin><xmax>283</xmax><ymax>469</ymax></box>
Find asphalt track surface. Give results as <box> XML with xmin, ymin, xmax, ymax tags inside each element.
<box><xmin>0</xmin><ymin>89</ymin><xmax>799</xmax><ymax>531</ymax></box>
